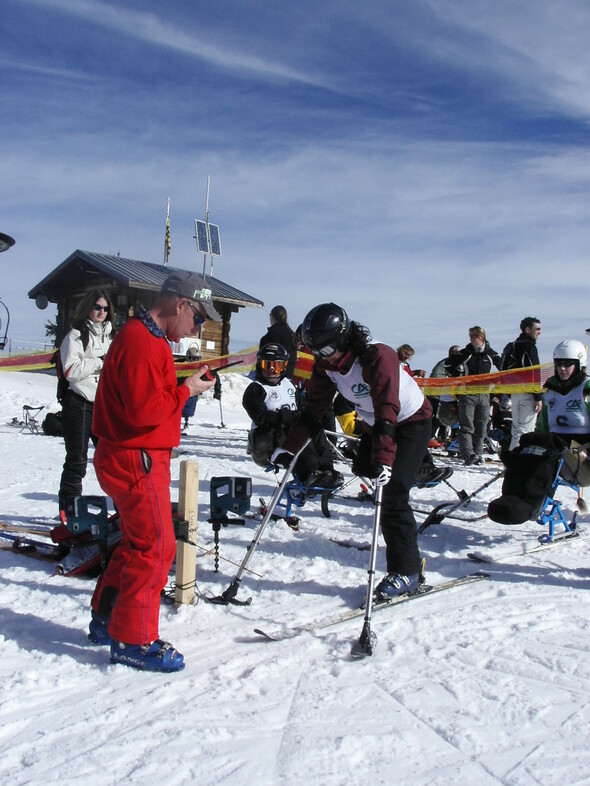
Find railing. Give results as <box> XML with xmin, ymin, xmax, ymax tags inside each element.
<box><xmin>2</xmin><ymin>338</ymin><xmax>55</xmax><ymax>355</ymax></box>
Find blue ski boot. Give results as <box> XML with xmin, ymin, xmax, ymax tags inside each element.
<box><xmin>375</xmin><ymin>572</ymin><xmax>421</xmax><ymax>600</ymax></box>
<box><xmin>88</xmin><ymin>611</ymin><xmax>111</xmax><ymax>645</ymax></box>
<box><xmin>110</xmin><ymin>639</ymin><xmax>185</xmax><ymax>672</ymax></box>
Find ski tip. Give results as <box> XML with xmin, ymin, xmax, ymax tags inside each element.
<box><xmin>253</xmin><ymin>627</ymin><xmax>301</xmax><ymax>641</ymax></box>
<box><xmin>253</xmin><ymin>627</ymin><xmax>276</xmax><ymax>640</ymax></box>
<box><xmin>466</xmin><ymin>552</ymin><xmax>492</xmax><ymax>563</ymax></box>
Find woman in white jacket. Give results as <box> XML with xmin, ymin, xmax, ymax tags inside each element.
<box><xmin>58</xmin><ymin>289</ymin><xmax>114</xmax><ymax>518</ymax></box>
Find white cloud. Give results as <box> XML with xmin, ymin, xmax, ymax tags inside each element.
<box><xmin>20</xmin><ymin>0</ymin><xmax>334</xmax><ymax>89</ymax></box>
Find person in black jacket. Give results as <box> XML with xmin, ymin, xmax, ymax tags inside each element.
<box><xmin>242</xmin><ymin>343</ymin><xmax>342</xmax><ymax>488</ymax></box>
<box><xmin>448</xmin><ymin>326</ymin><xmax>501</xmax><ymax>465</ymax></box>
<box><xmin>508</xmin><ymin>316</ymin><xmax>543</xmax><ymax>450</ymax></box>
<box><xmin>259</xmin><ymin>305</ymin><xmax>298</xmax><ymax>381</ymax></box>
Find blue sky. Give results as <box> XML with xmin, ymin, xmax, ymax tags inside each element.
<box><xmin>2</xmin><ymin>0</ymin><xmax>590</xmax><ymax>370</ymax></box>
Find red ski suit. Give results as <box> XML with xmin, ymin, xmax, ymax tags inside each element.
<box><xmin>91</xmin><ymin>315</ymin><xmax>190</xmax><ymax>645</ymax></box>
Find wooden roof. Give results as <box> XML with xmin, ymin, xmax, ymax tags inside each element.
<box><xmin>28</xmin><ymin>249</ymin><xmax>264</xmax><ymax>309</ymax></box>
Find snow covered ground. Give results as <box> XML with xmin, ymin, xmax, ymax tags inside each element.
<box><xmin>1</xmin><ymin>369</ymin><xmax>589</xmax><ymax>786</ymax></box>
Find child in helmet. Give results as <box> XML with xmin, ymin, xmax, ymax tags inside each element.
<box><xmin>535</xmin><ymin>339</ymin><xmax>590</xmax><ymax>445</ymax></box>
<box><xmin>242</xmin><ymin>343</ymin><xmax>343</xmax><ymax>488</ymax></box>
<box><xmin>277</xmin><ymin>303</ymin><xmax>433</xmax><ymax>600</ymax></box>
<box><xmin>489</xmin><ymin>339</ymin><xmax>590</xmax><ymax>526</ymax></box>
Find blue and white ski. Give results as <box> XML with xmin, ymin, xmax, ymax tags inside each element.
<box><xmin>253</xmin><ymin>572</ymin><xmax>490</xmax><ymax>641</ymax></box>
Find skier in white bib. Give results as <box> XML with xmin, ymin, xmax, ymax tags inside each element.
<box><xmin>242</xmin><ymin>342</ymin><xmax>343</xmax><ymax>488</ymax></box>
<box><xmin>536</xmin><ymin>339</ymin><xmax>590</xmax><ymax>445</ymax></box>
<box><xmin>277</xmin><ymin>303</ymin><xmax>433</xmax><ymax>599</ymax></box>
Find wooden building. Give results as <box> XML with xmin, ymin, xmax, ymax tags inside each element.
<box><xmin>28</xmin><ymin>250</ymin><xmax>263</xmax><ymax>359</ymax></box>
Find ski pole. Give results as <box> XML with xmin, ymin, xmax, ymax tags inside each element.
<box><xmin>208</xmin><ymin>437</ymin><xmax>312</xmax><ymax>606</ymax></box>
<box><xmin>218</xmin><ymin>397</ymin><xmax>225</xmax><ymax>428</ymax></box>
<box><xmin>351</xmin><ymin>484</ymin><xmax>384</xmax><ymax>658</ymax></box>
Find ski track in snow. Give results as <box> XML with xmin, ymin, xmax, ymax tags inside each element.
<box><xmin>1</xmin><ymin>370</ymin><xmax>589</xmax><ymax>785</ymax></box>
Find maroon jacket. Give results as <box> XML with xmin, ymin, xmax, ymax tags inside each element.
<box><xmin>283</xmin><ymin>343</ymin><xmax>431</xmax><ymax>466</ymax></box>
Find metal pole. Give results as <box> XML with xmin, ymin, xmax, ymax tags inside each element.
<box><xmin>210</xmin><ymin>438</ymin><xmax>312</xmax><ymax>605</ymax></box>
<box><xmin>163</xmin><ymin>196</ymin><xmax>170</xmax><ymax>266</ymax></box>
<box><xmin>351</xmin><ymin>484</ymin><xmax>383</xmax><ymax>657</ymax></box>
<box><xmin>203</xmin><ymin>176</ymin><xmax>210</xmax><ymax>278</ymax></box>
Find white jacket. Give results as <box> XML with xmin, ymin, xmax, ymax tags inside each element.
<box><xmin>60</xmin><ymin>319</ymin><xmax>113</xmax><ymax>402</ymax></box>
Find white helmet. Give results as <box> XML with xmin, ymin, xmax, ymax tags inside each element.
<box><xmin>553</xmin><ymin>339</ymin><xmax>587</xmax><ymax>368</ymax></box>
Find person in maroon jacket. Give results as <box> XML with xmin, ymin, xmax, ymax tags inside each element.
<box><xmin>276</xmin><ymin>303</ymin><xmax>432</xmax><ymax>599</ymax></box>
<box><xmin>87</xmin><ymin>272</ymin><xmax>218</xmax><ymax>672</ymax></box>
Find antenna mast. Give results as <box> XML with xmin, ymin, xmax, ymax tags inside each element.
<box><xmin>193</xmin><ymin>176</ymin><xmax>222</xmax><ymax>279</ymax></box>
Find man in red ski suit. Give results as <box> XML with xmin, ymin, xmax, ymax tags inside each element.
<box><xmin>88</xmin><ymin>272</ymin><xmax>219</xmax><ymax>672</ymax></box>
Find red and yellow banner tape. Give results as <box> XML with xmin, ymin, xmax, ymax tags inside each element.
<box><xmin>0</xmin><ymin>347</ymin><xmax>552</xmax><ymax>395</ymax></box>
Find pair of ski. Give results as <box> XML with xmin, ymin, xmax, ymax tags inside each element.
<box><xmin>253</xmin><ymin>570</ymin><xmax>489</xmax><ymax>643</ymax></box>
<box><xmin>0</xmin><ymin>530</ymin><xmax>67</xmax><ymax>562</ymax></box>
<box><xmin>216</xmin><ymin>524</ymin><xmax>579</xmax><ymax>638</ymax></box>
<box><xmin>206</xmin><ymin>448</ymin><xmax>491</xmax><ymax>657</ymax></box>
<box><xmin>0</xmin><ymin>520</ymin><xmax>62</xmax><ymax>559</ymax></box>
<box><xmin>0</xmin><ymin>517</ymin><xmax>122</xmax><ymax>576</ymax></box>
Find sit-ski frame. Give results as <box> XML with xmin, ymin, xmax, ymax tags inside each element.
<box><xmin>537</xmin><ymin>457</ymin><xmax>580</xmax><ymax>544</ymax></box>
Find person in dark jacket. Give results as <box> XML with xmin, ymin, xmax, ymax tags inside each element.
<box><xmin>242</xmin><ymin>342</ymin><xmax>342</xmax><ymax>488</ymax></box>
<box><xmin>276</xmin><ymin>303</ymin><xmax>433</xmax><ymax>600</ymax></box>
<box><xmin>429</xmin><ymin>345</ymin><xmax>461</xmax><ymax>444</ymax></box>
<box><xmin>448</xmin><ymin>326</ymin><xmax>501</xmax><ymax>465</ymax></box>
<box><xmin>508</xmin><ymin>316</ymin><xmax>543</xmax><ymax>450</ymax></box>
<box><xmin>259</xmin><ymin>305</ymin><xmax>298</xmax><ymax>381</ymax></box>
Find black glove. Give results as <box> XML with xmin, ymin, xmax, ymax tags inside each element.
<box><xmin>213</xmin><ymin>374</ymin><xmax>222</xmax><ymax>400</ymax></box>
<box><xmin>270</xmin><ymin>448</ymin><xmax>293</xmax><ymax>469</ymax></box>
<box><xmin>263</xmin><ymin>411</ymin><xmax>281</xmax><ymax>428</ymax></box>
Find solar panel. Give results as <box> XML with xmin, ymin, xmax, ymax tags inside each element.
<box><xmin>208</xmin><ymin>223</ymin><xmax>222</xmax><ymax>256</ymax></box>
<box><xmin>195</xmin><ymin>220</ymin><xmax>210</xmax><ymax>254</ymax></box>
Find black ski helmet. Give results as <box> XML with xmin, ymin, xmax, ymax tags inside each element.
<box><xmin>256</xmin><ymin>342</ymin><xmax>289</xmax><ymax>380</ymax></box>
<box><xmin>301</xmin><ymin>303</ymin><xmax>351</xmax><ymax>357</ymax></box>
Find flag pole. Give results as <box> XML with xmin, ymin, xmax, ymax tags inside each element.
<box><xmin>163</xmin><ymin>196</ymin><xmax>171</xmax><ymax>266</ymax></box>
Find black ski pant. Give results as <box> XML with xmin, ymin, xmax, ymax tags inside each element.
<box><xmin>293</xmin><ymin>430</ymin><xmax>335</xmax><ymax>483</ymax></box>
<box><xmin>381</xmin><ymin>417</ymin><xmax>431</xmax><ymax>575</ymax></box>
<box><xmin>59</xmin><ymin>390</ymin><xmax>97</xmax><ymax>509</ymax></box>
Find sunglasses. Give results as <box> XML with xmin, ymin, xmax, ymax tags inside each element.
<box><xmin>259</xmin><ymin>359</ymin><xmax>287</xmax><ymax>373</ymax></box>
<box><xmin>93</xmin><ymin>304</ymin><xmax>108</xmax><ymax>313</ymax></box>
<box><xmin>187</xmin><ymin>301</ymin><xmax>205</xmax><ymax>328</ymax></box>
<box><xmin>555</xmin><ymin>359</ymin><xmax>575</xmax><ymax>367</ymax></box>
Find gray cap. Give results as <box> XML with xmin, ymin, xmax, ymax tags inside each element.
<box><xmin>161</xmin><ymin>271</ymin><xmax>222</xmax><ymax>322</ymax></box>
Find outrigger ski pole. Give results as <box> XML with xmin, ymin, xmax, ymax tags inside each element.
<box><xmin>325</xmin><ymin>431</ymin><xmax>376</xmax><ymax>494</ymax></box>
<box><xmin>208</xmin><ymin>438</ymin><xmax>312</xmax><ymax>606</ymax></box>
<box><xmin>351</xmin><ymin>484</ymin><xmax>383</xmax><ymax>658</ymax></box>
<box><xmin>418</xmin><ymin>469</ymin><xmax>505</xmax><ymax>533</ymax></box>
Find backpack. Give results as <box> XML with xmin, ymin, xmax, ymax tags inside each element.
<box><xmin>42</xmin><ymin>411</ymin><xmax>64</xmax><ymax>437</ymax></box>
<box><xmin>499</xmin><ymin>341</ymin><xmax>519</xmax><ymax>371</ymax></box>
<box><xmin>52</xmin><ymin>324</ymin><xmax>90</xmax><ymax>404</ymax></box>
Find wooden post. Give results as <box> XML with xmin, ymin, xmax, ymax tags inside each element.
<box><xmin>175</xmin><ymin>460</ymin><xmax>199</xmax><ymax>607</ymax></box>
